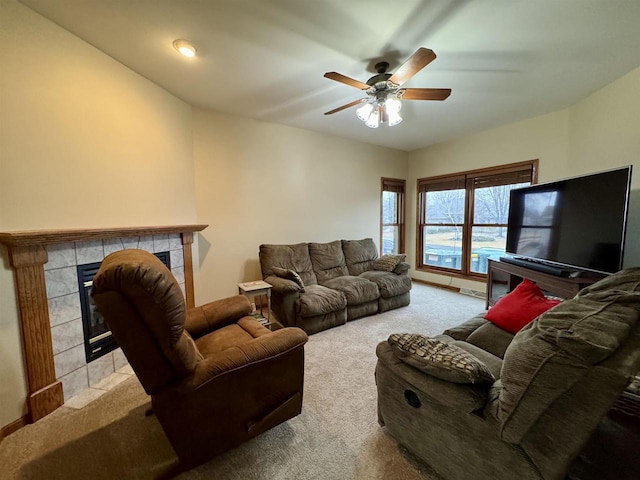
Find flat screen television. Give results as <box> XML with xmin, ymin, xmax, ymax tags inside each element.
<box><xmin>505</xmin><ymin>166</ymin><xmax>633</xmax><ymax>275</ymax></box>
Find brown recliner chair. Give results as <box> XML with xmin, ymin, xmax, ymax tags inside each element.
<box><xmin>91</xmin><ymin>249</ymin><xmax>308</xmax><ymax>467</ymax></box>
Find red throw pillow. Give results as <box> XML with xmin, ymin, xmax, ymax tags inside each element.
<box><xmin>484</xmin><ymin>279</ymin><xmax>561</xmax><ymax>334</ymax></box>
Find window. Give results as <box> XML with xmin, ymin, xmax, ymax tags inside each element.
<box><xmin>417</xmin><ymin>160</ymin><xmax>538</xmax><ymax>277</ymax></box>
<box><xmin>381</xmin><ymin>178</ymin><xmax>405</xmax><ymax>255</ymax></box>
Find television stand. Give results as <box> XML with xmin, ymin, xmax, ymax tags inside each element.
<box><xmin>486</xmin><ymin>258</ymin><xmax>607</xmax><ymax>309</ymax></box>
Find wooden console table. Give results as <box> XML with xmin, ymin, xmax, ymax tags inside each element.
<box><xmin>486</xmin><ymin>258</ymin><xmax>606</xmax><ymax>309</ymax></box>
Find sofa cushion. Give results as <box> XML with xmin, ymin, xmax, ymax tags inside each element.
<box><xmin>497</xmin><ymin>267</ymin><xmax>640</xmax><ymax>443</ymax></box>
<box><xmin>485</xmin><ymin>279</ymin><xmax>561</xmax><ymax>334</ymax></box>
<box><xmin>342</xmin><ymin>238</ymin><xmax>378</xmax><ymax>276</ymax></box>
<box><xmin>296</xmin><ymin>284</ymin><xmax>347</xmax><ymax>318</ymax></box>
<box><xmin>309</xmin><ymin>240</ymin><xmax>349</xmax><ymax>284</ymax></box>
<box><xmin>466</xmin><ymin>321</ymin><xmax>514</xmax><ymax>359</ymax></box>
<box><xmin>372</xmin><ymin>254</ymin><xmax>406</xmax><ymax>272</ymax></box>
<box><xmin>359</xmin><ymin>271</ymin><xmax>412</xmax><ymax>298</ymax></box>
<box><xmin>259</xmin><ymin>243</ymin><xmax>318</xmax><ymax>286</ymax></box>
<box><xmin>323</xmin><ymin>276</ymin><xmax>379</xmax><ymax>305</ymax></box>
<box><xmin>388</xmin><ymin>333</ymin><xmax>496</xmax><ymax>384</ymax></box>
<box><xmin>271</xmin><ymin>266</ymin><xmax>305</xmax><ymax>291</ymax></box>
<box><xmin>451</xmin><ymin>340</ymin><xmax>503</xmax><ymax>380</ymax></box>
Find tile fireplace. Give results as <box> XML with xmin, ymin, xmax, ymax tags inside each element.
<box><xmin>0</xmin><ymin>225</ymin><xmax>207</xmax><ymax>423</ymax></box>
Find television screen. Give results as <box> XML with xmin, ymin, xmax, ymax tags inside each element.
<box><xmin>505</xmin><ymin>166</ymin><xmax>632</xmax><ymax>274</ymax></box>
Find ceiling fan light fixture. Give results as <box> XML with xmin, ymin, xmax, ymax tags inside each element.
<box><xmin>386</xmin><ymin>97</ymin><xmax>401</xmax><ymax>113</ymax></box>
<box><xmin>388</xmin><ymin>110</ymin><xmax>403</xmax><ymax>127</ymax></box>
<box><xmin>386</xmin><ymin>97</ymin><xmax>403</xmax><ymax>126</ymax></box>
<box><xmin>173</xmin><ymin>39</ymin><xmax>197</xmax><ymax>58</ymax></box>
<box><xmin>364</xmin><ymin>107</ymin><xmax>380</xmax><ymax>128</ymax></box>
<box><xmin>356</xmin><ymin>102</ymin><xmax>374</xmax><ymax>121</ymax></box>
<box><xmin>357</xmin><ymin>95</ymin><xmax>401</xmax><ymax>128</ymax></box>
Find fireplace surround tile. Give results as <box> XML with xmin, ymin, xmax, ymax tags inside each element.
<box><xmin>122</xmin><ymin>237</ymin><xmax>139</xmax><ymax>249</ymax></box>
<box><xmin>168</xmin><ymin>233</ymin><xmax>182</xmax><ymax>250</ymax></box>
<box><xmin>45</xmin><ymin>266</ymin><xmax>79</xmax><ymax>298</ymax></box>
<box><xmin>172</xmin><ymin>266</ymin><xmax>185</xmax><ymax>284</ymax></box>
<box><xmin>138</xmin><ymin>235</ymin><xmax>154</xmax><ymax>252</ymax></box>
<box><xmin>153</xmin><ymin>234</ymin><xmax>170</xmax><ymax>253</ymax></box>
<box><xmin>103</xmin><ymin>238</ymin><xmax>125</xmax><ymax>256</ymax></box>
<box><xmin>51</xmin><ymin>318</ymin><xmax>84</xmax><ymax>355</ymax></box>
<box><xmin>45</xmin><ymin>237</ymin><xmax>187</xmax><ymax>390</ymax></box>
<box><xmin>88</xmin><ymin>353</ymin><xmax>115</xmax><ymax>387</ymax></box>
<box><xmin>113</xmin><ymin>348</ymin><xmax>128</xmax><ymax>370</ymax></box>
<box><xmin>48</xmin><ymin>292</ymin><xmax>81</xmax><ymax>327</ymax></box>
<box><xmin>54</xmin><ymin>344</ymin><xmax>85</xmax><ymax>379</ymax></box>
<box><xmin>60</xmin><ymin>366</ymin><xmax>89</xmax><ymax>402</ymax></box>
<box><xmin>170</xmin><ymin>249</ymin><xmax>184</xmax><ymax>268</ymax></box>
<box><xmin>44</xmin><ymin>242</ymin><xmax>76</xmax><ymax>270</ymax></box>
<box><xmin>76</xmin><ymin>239</ymin><xmax>105</xmax><ymax>264</ymax></box>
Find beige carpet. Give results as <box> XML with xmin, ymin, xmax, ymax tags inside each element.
<box><xmin>0</xmin><ymin>283</ymin><xmax>485</xmax><ymax>480</ymax></box>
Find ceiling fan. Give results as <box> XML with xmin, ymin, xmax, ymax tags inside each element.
<box><xmin>323</xmin><ymin>48</ymin><xmax>451</xmax><ymax>128</ymax></box>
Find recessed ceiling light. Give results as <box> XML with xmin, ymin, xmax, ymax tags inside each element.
<box><xmin>173</xmin><ymin>39</ymin><xmax>196</xmax><ymax>58</ymax></box>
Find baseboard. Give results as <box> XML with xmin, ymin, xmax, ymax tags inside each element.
<box><xmin>410</xmin><ymin>277</ymin><xmax>460</xmax><ymax>292</ymax></box>
<box><xmin>0</xmin><ymin>415</ymin><xmax>28</xmax><ymax>443</ymax></box>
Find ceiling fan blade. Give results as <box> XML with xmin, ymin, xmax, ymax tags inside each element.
<box><xmin>400</xmin><ymin>88</ymin><xmax>451</xmax><ymax>101</ymax></box>
<box><xmin>388</xmin><ymin>48</ymin><xmax>437</xmax><ymax>86</ymax></box>
<box><xmin>324</xmin><ymin>72</ymin><xmax>370</xmax><ymax>90</ymax></box>
<box><xmin>324</xmin><ymin>99</ymin><xmax>366</xmax><ymax>115</ymax></box>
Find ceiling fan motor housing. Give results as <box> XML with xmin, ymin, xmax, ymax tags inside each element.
<box><xmin>367</xmin><ymin>73</ymin><xmax>391</xmax><ymax>87</ymax></box>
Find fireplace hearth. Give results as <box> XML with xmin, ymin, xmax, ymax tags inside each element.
<box><xmin>77</xmin><ymin>251</ymin><xmax>170</xmax><ymax>363</ymax></box>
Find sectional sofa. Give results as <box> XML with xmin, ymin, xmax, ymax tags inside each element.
<box><xmin>375</xmin><ymin>267</ymin><xmax>640</xmax><ymax>480</ymax></box>
<box><xmin>259</xmin><ymin>238</ymin><xmax>411</xmax><ymax>334</ymax></box>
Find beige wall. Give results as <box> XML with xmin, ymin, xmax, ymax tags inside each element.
<box><xmin>408</xmin><ymin>65</ymin><xmax>640</xmax><ymax>291</ymax></box>
<box><xmin>2</xmin><ymin>0</ymin><xmax>638</xmax><ymax>435</ymax></box>
<box><xmin>192</xmin><ymin>109</ymin><xmax>408</xmax><ymax>303</ymax></box>
<box><xmin>566</xmin><ymin>66</ymin><xmax>640</xmax><ymax>268</ymax></box>
<box><xmin>0</xmin><ymin>1</ymin><xmax>196</xmax><ymax>427</ymax></box>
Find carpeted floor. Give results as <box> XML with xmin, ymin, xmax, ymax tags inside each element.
<box><xmin>0</xmin><ymin>283</ymin><xmax>485</xmax><ymax>480</ymax></box>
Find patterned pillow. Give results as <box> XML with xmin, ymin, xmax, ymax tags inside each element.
<box><xmin>388</xmin><ymin>333</ymin><xmax>495</xmax><ymax>384</ymax></box>
<box><xmin>271</xmin><ymin>266</ymin><xmax>305</xmax><ymax>291</ymax></box>
<box><xmin>372</xmin><ymin>254</ymin><xmax>406</xmax><ymax>272</ymax></box>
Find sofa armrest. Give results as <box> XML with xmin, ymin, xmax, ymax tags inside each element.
<box><xmin>393</xmin><ymin>262</ymin><xmax>410</xmax><ymax>275</ymax></box>
<box><xmin>264</xmin><ymin>275</ymin><xmax>303</xmax><ymax>293</ymax></box>
<box><xmin>185</xmin><ymin>295</ymin><xmax>252</xmax><ymax>338</ymax></box>
<box><xmin>376</xmin><ymin>341</ymin><xmax>490</xmax><ymax>413</ymax></box>
<box><xmin>442</xmin><ymin>313</ymin><xmax>488</xmax><ymax>341</ymax></box>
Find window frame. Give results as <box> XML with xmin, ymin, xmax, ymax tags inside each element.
<box><xmin>416</xmin><ymin>160</ymin><xmax>538</xmax><ymax>279</ymax></box>
<box><xmin>380</xmin><ymin>177</ymin><xmax>406</xmax><ymax>255</ymax></box>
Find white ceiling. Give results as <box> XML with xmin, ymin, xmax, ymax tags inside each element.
<box><xmin>20</xmin><ymin>0</ymin><xmax>640</xmax><ymax>152</ymax></box>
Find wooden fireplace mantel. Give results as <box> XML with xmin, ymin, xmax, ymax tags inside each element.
<box><xmin>0</xmin><ymin>224</ymin><xmax>207</xmax><ymax>424</ymax></box>
<box><xmin>0</xmin><ymin>224</ymin><xmax>208</xmax><ymax>246</ymax></box>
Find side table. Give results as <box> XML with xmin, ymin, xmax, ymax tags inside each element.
<box><xmin>238</xmin><ymin>280</ymin><xmax>272</xmax><ymax>323</ymax></box>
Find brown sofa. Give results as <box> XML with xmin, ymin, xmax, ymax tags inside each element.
<box><xmin>259</xmin><ymin>238</ymin><xmax>412</xmax><ymax>334</ymax></box>
<box><xmin>375</xmin><ymin>267</ymin><xmax>640</xmax><ymax>480</ymax></box>
<box><xmin>91</xmin><ymin>249</ymin><xmax>308</xmax><ymax>468</ymax></box>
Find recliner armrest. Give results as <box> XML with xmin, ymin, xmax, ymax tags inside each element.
<box><xmin>376</xmin><ymin>341</ymin><xmax>490</xmax><ymax>413</ymax></box>
<box><xmin>185</xmin><ymin>295</ymin><xmax>252</xmax><ymax>338</ymax></box>
<box><xmin>175</xmin><ymin>327</ymin><xmax>308</xmax><ymax>391</ymax></box>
